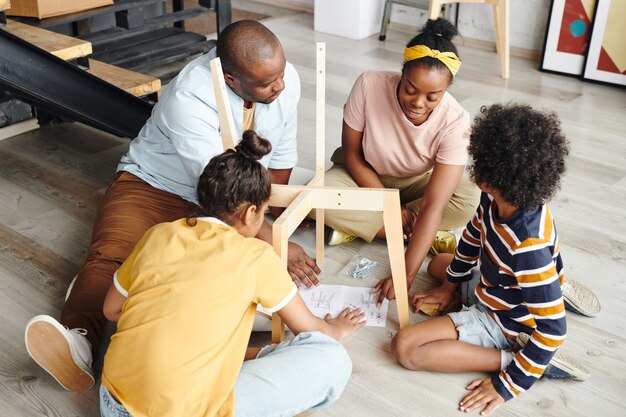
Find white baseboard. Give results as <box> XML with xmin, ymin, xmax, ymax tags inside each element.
<box><xmin>0</xmin><ymin>118</ymin><xmax>39</xmax><ymax>141</ymax></box>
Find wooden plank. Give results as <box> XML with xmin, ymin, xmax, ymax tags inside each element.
<box><xmin>14</xmin><ymin>0</ymin><xmax>164</xmax><ymax>28</ymax></box>
<box><xmin>0</xmin><ymin>1</ymin><xmax>10</xmax><ymax>12</ymax></box>
<box><xmin>209</xmin><ymin>56</ymin><xmax>237</xmax><ymax>151</ymax></box>
<box><xmin>6</xmin><ymin>0</ymin><xmax>112</xmax><ymax>20</ymax></box>
<box><xmin>314</xmin><ymin>42</ymin><xmax>325</xmax><ymax>266</ymax></box>
<box><xmin>270</xmin><ymin>185</ymin><xmax>389</xmax><ymax>210</ymax></box>
<box><xmin>4</xmin><ymin>19</ymin><xmax>92</xmax><ymax>60</ymax></box>
<box><xmin>0</xmin><ymin>118</ymin><xmax>38</xmax><ymax>141</ymax></box>
<box><xmin>87</xmin><ymin>59</ymin><xmax>161</xmax><ymax>97</ymax></box>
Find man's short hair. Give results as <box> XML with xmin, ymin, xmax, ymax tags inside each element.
<box><xmin>216</xmin><ymin>20</ymin><xmax>282</xmax><ymax>81</ymax></box>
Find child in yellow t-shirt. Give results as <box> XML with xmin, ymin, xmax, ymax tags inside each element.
<box><xmin>99</xmin><ymin>131</ymin><xmax>365</xmax><ymax>417</ymax></box>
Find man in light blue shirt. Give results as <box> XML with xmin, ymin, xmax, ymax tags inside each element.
<box><xmin>25</xmin><ymin>20</ymin><xmax>321</xmax><ymax>392</ymax></box>
<box><xmin>119</xmin><ymin>40</ymin><xmax>299</xmax><ymax>204</ymax></box>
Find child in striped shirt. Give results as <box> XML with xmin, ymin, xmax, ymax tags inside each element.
<box><xmin>391</xmin><ymin>103</ymin><xmax>585</xmax><ymax>415</ymax></box>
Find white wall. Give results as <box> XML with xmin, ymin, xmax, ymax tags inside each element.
<box><xmin>276</xmin><ymin>0</ymin><xmax>549</xmax><ymax>51</ymax></box>
<box><xmin>390</xmin><ymin>0</ymin><xmax>550</xmax><ymax>51</ymax></box>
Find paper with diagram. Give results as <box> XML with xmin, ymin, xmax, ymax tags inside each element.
<box><xmin>298</xmin><ymin>284</ymin><xmax>389</xmax><ymax>327</ymax></box>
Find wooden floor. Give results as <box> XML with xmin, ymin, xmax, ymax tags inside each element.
<box><xmin>1</xmin><ymin>6</ymin><xmax>626</xmax><ymax>417</ymax></box>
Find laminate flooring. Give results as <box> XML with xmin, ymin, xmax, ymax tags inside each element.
<box><xmin>1</xmin><ymin>7</ymin><xmax>625</xmax><ymax>417</ymax></box>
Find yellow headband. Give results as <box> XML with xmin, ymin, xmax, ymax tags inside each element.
<box><xmin>403</xmin><ymin>45</ymin><xmax>462</xmax><ymax>77</ymax></box>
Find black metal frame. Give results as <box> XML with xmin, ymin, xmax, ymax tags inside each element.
<box><xmin>0</xmin><ymin>28</ymin><xmax>153</xmax><ymax>138</ymax></box>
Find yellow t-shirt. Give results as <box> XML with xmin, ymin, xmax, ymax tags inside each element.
<box><xmin>242</xmin><ymin>102</ymin><xmax>255</xmax><ymax>132</ymax></box>
<box><xmin>101</xmin><ymin>217</ymin><xmax>296</xmax><ymax>417</ymax></box>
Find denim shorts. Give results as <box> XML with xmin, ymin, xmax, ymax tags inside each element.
<box><xmin>448</xmin><ymin>268</ymin><xmax>514</xmax><ymax>350</ymax></box>
<box><xmin>100</xmin><ymin>384</ymin><xmax>131</xmax><ymax>417</ymax></box>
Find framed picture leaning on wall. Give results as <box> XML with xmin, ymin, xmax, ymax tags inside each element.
<box><xmin>540</xmin><ymin>0</ymin><xmax>596</xmax><ymax>76</ymax></box>
<box><xmin>582</xmin><ymin>0</ymin><xmax>626</xmax><ymax>87</ymax></box>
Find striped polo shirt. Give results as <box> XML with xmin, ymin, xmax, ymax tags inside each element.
<box><xmin>447</xmin><ymin>192</ymin><xmax>567</xmax><ymax>401</ymax></box>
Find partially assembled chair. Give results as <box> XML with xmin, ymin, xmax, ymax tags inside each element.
<box><xmin>210</xmin><ymin>44</ymin><xmax>411</xmax><ymax>343</ymax></box>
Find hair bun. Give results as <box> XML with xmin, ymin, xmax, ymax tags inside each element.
<box><xmin>236</xmin><ymin>130</ymin><xmax>272</xmax><ymax>161</ymax></box>
<box><xmin>421</xmin><ymin>18</ymin><xmax>459</xmax><ymax>41</ymax></box>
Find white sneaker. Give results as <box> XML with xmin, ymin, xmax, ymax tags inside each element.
<box><xmin>562</xmin><ymin>278</ymin><xmax>601</xmax><ymax>317</ymax></box>
<box><xmin>25</xmin><ymin>315</ymin><xmax>95</xmax><ymax>391</ymax></box>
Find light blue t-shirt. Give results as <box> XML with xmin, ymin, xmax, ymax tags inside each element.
<box><xmin>118</xmin><ymin>48</ymin><xmax>300</xmax><ymax>203</ymax></box>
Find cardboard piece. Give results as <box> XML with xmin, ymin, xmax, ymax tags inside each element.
<box><xmin>7</xmin><ymin>0</ymin><xmax>112</xmax><ymax>19</ymax></box>
<box><xmin>419</xmin><ymin>303</ymin><xmax>440</xmax><ymax>317</ymax></box>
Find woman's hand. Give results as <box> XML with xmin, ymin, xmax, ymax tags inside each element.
<box><xmin>324</xmin><ymin>307</ymin><xmax>366</xmax><ymax>340</ymax></box>
<box><xmin>459</xmin><ymin>378</ymin><xmax>505</xmax><ymax>415</ymax></box>
<box><xmin>412</xmin><ymin>283</ymin><xmax>456</xmax><ymax>314</ymax></box>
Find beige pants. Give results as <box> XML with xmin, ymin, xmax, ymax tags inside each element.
<box><xmin>322</xmin><ymin>148</ymin><xmax>480</xmax><ymax>242</ymax></box>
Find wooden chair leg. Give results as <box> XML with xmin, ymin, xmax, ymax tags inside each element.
<box><xmin>495</xmin><ymin>0</ymin><xmax>509</xmax><ymax>79</ymax></box>
<box><xmin>271</xmin><ymin>314</ymin><xmax>285</xmax><ymax>344</ymax></box>
<box><xmin>382</xmin><ymin>192</ymin><xmax>410</xmax><ymax>329</ymax></box>
<box><xmin>492</xmin><ymin>4</ymin><xmax>501</xmax><ymax>55</ymax></box>
<box><xmin>271</xmin><ymin>214</ymin><xmax>289</xmax><ymax>343</ymax></box>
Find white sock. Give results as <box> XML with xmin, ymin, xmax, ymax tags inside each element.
<box><xmin>501</xmin><ymin>351</ymin><xmax>515</xmax><ymax>370</ymax></box>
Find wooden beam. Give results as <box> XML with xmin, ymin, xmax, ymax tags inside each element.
<box><xmin>270</xmin><ymin>185</ymin><xmax>388</xmax><ymax>211</ymax></box>
<box><xmin>273</xmin><ymin>190</ymin><xmax>313</xmax><ymax>238</ymax></box>
<box><xmin>271</xmin><ymin>207</ymin><xmax>289</xmax><ymax>343</ymax></box>
<box><xmin>87</xmin><ymin>59</ymin><xmax>161</xmax><ymax>98</ymax></box>
<box><xmin>4</xmin><ymin>19</ymin><xmax>92</xmax><ymax>61</ymax></box>
<box><xmin>314</xmin><ymin>42</ymin><xmax>326</xmax><ymax>266</ymax></box>
<box><xmin>209</xmin><ymin>57</ymin><xmax>237</xmax><ymax>150</ymax></box>
<box><xmin>315</xmin><ymin>42</ymin><xmax>325</xmax><ymax>179</ymax></box>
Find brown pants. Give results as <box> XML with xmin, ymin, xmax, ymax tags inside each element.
<box><xmin>60</xmin><ymin>172</ymin><xmax>196</xmax><ymax>347</ymax></box>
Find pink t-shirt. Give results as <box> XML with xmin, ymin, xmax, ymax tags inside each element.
<box><xmin>343</xmin><ymin>71</ymin><xmax>471</xmax><ymax>178</ymax></box>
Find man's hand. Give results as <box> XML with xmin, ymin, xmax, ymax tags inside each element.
<box><xmin>459</xmin><ymin>377</ymin><xmax>504</xmax><ymax>415</ymax></box>
<box><xmin>400</xmin><ymin>206</ymin><xmax>417</xmax><ymax>239</ymax></box>
<box><xmin>412</xmin><ymin>283</ymin><xmax>456</xmax><ymax>314</ymax></box>
<box><xmin>287</xmin><ymin>242</ymin><xmax>321</xmax><ymax>288</ymax></box>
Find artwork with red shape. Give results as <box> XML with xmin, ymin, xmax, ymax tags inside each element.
<box><xmin>597</xmin><ymin>47</ymin><xmax>626</xmax><ymax>75</ymax></box>
<box><xmin>557</xmin><ymin>0</ymin><xmax>592</xmax><ymax>55</ymax></box>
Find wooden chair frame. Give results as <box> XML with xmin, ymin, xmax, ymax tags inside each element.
<box><xmin>210</xmin><ymin>43</ymin><xmax>410</xmax><ymax>343</ymax></box>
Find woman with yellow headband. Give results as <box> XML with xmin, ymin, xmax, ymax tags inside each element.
<box><xmin>322</xmin><ymin>18</ymin><xmax>480</xmax><ymax>302</ymax></box>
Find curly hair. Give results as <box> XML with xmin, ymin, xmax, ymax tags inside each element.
<box><xmin>403</xmin><ymin>18</ymin><xmax>460</xmax><ymax>82</ymax></box>
<box><xmin>468</xmin><ymin>103</ymin><xmax>570</xmax><ymax>210</ymax></box>
<box><xmin>194</xmin><ymin>130</ymin><xmax>272</xmax><ymax>224</ymax></box>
